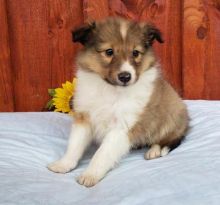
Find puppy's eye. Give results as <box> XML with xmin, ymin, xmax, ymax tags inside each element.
<box><xmin>105</xmin><ymin>49</ymin><xmax>114</xmax><ymax>57</ymax></box>
<box><xmin>132</xmin><ymin>50</ymin><xmax>140</xmax><ymax>58</ymax></box>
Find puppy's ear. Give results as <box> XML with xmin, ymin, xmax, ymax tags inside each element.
<box><xmin>144</xmin><ymin>24</ymin><xmax>164</xmax><ymax>47</ymax></box>
<box><xmin>72</xmin><ymin>22</ymin><xmax>96</xmax><ymax>45</ymax></box>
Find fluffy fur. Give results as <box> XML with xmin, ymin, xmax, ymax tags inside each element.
<box><xmin>48</xmin><ymin>17</ymin><xmax>189</xmax><ymax>187</ymax></box>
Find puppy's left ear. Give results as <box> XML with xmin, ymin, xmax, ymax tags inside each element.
<box><xmin>144</xmin><ymin>25</ymin><xmax>164</xmax><ymax>47</ymax></box>
<box><xmin>72</xmin><ymin>22</ymin><xmax>96</xmax><ymax>46</ymax></box>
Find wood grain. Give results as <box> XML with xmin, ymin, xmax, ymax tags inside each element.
<box><xmin>83</xmin><ymin>0</ymin><xmax>109</xmax><ymax>22</ymax></box>
<box><xmin>204</xmin><ymin>0</ymin><xmax>220</xmax><ymax>99</ymax></box>
<box><xmin>158</xmin><ymin>0</ymin><xmax>183</xmax><ymax>95</ymax></box>
<box><xmin>0</xmin><ymin>0</ymin><xmax>14</xmax><ymax>111</ymax></box>
<box><xmin>6</xmin><ymin>0</ymin><xmax>51</xmax><ymax>111</ymax></box>
<box><xmin>48</xmin><ymin>0</ymin><xmax>83</xmax><ymax>88</ymax></box>
<box><xmin>183</xmin><ymin>0</ymin><xmax>220</xmax><ymax>99</ymax></box>
<box><xmin>6</xmin><ymin>0</ymin><xmax>83</xmax><ymax>111</ymax></box>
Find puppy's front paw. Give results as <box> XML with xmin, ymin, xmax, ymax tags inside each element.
<box><xmin>47</xmin><ymin>159</ymin><xmax>76</xmax><ymax>174</ymax></box>
<box><xmin>77</xmin><ymin>172</ymin><xmax>99</xmax><ymax>187</ymax></box>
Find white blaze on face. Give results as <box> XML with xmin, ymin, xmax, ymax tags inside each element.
<box><xmin>119</xmin><ymin>61</ymin><xmax>136</xmax><ymax>85</ymax></box>
<box><xmin>120</xmin><ymin>21</ymin><xmax>128</xmax><ymax>40</ymax></box>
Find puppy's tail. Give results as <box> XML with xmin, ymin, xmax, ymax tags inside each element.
<box><xmin>169</xmin><ymin>136</ymin><xmax>185</xmax><ymax>151</ymax></box>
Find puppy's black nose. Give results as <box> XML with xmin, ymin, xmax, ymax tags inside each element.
<box><xmin>118</xmin><ymin>72</ymin><xmax>131</xmax><ymax>83</ymax></box>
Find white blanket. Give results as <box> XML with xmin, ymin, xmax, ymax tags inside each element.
<box><xmin>0</xmin><ymin>100</ymin><xmax>220</xmax><ymax>205</ymax></box>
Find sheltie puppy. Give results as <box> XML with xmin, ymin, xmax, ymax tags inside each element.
<box><xmin>48</xmin><ymin>17</ymin><xmax>189</xmax><ymax>187</ymax></box>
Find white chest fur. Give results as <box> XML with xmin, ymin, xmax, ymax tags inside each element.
<box><xmin>74</xmin><ymin>68</ymin><xmax>158</xmax><ymax>143</ymax></box>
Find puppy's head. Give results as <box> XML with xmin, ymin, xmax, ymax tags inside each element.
<box><xmin>72</xmin><ymin>17</ymin><xmax>163</xmax><ymax>86</ymax></box>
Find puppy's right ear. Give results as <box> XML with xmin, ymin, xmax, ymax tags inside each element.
<box><xmin>72</xmin><ymin>22</ymin><xmax>96</xmax><ymax>45</ymax></box>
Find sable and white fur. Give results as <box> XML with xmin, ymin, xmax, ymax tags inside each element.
<box><xmin>48</xmin><ymin>17</ymin><xmax>189</xmax><ymax>187</ymax></box>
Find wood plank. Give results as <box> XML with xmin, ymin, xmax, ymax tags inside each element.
<box><xmin>204</xmin><ymin>1</ymin><xmax>220</xmax><ymax>99</ymax></box>
<box><xmin>6</xmin><ymin>0</ymin><xmax>84</xmax><ymax>111</ymax></box>
<box><xmin>161</xmin><ymin>0</ymin><xmax>183</xmax><ymax>95</ymax></box>
<box><xmin>0</xmin><ymin>0</ymin><xmax>14</xmax><ymax>111</ymax></box>
<box><xmin>183</xmin><ymin>0</ymin><xmax>220</xmax><ymax>99</ymax></box>
<box><xmin>183</xmin><ymin>0</ymin><xmax>207</xmax><ymax>99</ymax></box>
<box><xmin>7</xmin><ymin>0</ymin><xmax>51</xmax><ymax>111</ymax></box>
<box><xmin>48</xmin><ymin>0</ymin><xmax>83</xmax><ymax>88</ymax></box>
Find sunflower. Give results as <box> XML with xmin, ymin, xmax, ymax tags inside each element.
<box><xmin>46</xmin><ymin>78</ymin><xmax>76</xmax><ymax>114</ymax></box>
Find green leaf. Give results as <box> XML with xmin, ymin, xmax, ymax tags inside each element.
<box><xmin>46</xmin><ymin>99</ymin><xmax>55</xmax><ymax>110</ymax></box>
<box><xmin>48</xmin><ymin>89</ymin><xmax>56</xmax><ymax>97</ymax></box>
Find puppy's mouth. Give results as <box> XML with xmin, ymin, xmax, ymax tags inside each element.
<box><xmin>104</xmin><ymin>78</ymin><xmax>120</xmax><ymax>86</ymax></box>
<box><xmin>104</xmin><ymin>78</ymin><xmax>135</xmax><ymax>87</ymax></box>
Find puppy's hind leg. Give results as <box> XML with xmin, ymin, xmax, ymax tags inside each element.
<box><xmin>48</xmin><ymin>113</ymin><xmax>92</xmax><ymax>173</ymax></box>
<box><xmin>144</xmin><ymin>144</ymin><xmax>170</xmax><ymax>160</ymax></box>
<box><xmin>144</xmin><ymin>137</ymin><xmax>184</xmax><ymax>160</ymax></box>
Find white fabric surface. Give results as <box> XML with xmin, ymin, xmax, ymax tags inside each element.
<box><xmin>0</xmin><ymin>100</ymin><xmax>220</xmax><ymax>205</ymax></box>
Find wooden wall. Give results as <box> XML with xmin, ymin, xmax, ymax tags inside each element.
<box><xmin>0</xmin><ymin>0</ymin><xmax>220</xmax><ymax>112</ymax></box>
<box><xmin>183</xmin><ymin>0</ymin><xmax>220</xmax><ymax>99</ymax></box>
